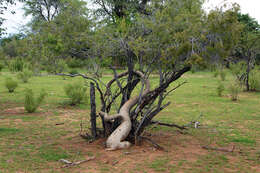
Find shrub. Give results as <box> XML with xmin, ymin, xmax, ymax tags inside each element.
<box><xmin>57</xmin><ymin>59</ymin><xmax>68</xmax><ymax>73</ymax></box>
<box><xmin>213</xmin><ymin>70</ymin><xmax>219</xmax><ymax>78</ymax></box>
<box><xmin>24</xmin><ymin>89</ymin><xmax>47</xmax><ymax>113</ymax></box>
<box><xmin>5</xmin><ymin>78</ymin><xmax>18</xmax><ymax>93</ymax></box>
<box><xmin>230</xmin><ymin>61</ymin><xmax>246</xmax><ymax>79</ymax></box>
<box><xmin>8</xmin><ymin>58</ymin><xmax>24</xmax><ymax>72</ymax></box>
<box><xmin>249</xmin><ymin>69</ymin><xmax>260</xmax><ymax>91</ymax></box>
<box><xmin>64</xmin><ymin>82</ymin><xmax>87</xmax><ymax>105</ymax></box>
<box><xmin>17</xmin><ymin>69</ymin><xmax>33</xmax><ymax>83</ymax></box>
<box><xmin>0</xmin><ymin>63</ymin><xmax>4</xmax><ymax>71</ymax></box>
<box><xmin>229</xmin><ymin>82</ymin><xmax>240</xmax><ymax>101</ymax></box>
<box><xmin>66</xmin><ymin>58</ymin><xmax>86</xmax><ymax>68</ymax></box>
<box><xmin>219</xmin><ymin>70</ymin><xmax>226</xmax><ymax>81</ymax></box>
<box><xmin>69</xmin><ymin>69</ymin><xmax>79</xmax><ymax>75</ymax></box>
<box><xmin>216</xmin><ymin>82</ymin><xmax>224</xmax><ymax>96</ymax></box>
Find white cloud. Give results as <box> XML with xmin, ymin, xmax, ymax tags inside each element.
<box><xmin>1</xmin><ymin>2</ymin><xmax>31</xmax><ymax>36</ymax></box>
<box><xmin>204</xmin><ymin>0</ymin><xmax>260</xmax><ymax>22</ymax></box>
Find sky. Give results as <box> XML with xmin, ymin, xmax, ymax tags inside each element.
<box><xmin>1</xmin><ymin>0</ymin><xmax>260</xmax><ymax>36</ymax></box>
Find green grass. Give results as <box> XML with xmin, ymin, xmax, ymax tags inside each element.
<box><xmin>149</xmin><ymin>157</ymin><xmax>169</xmax><ymax>172</ymax></box>
<box><xmin>0</xmin><ymin>69</ymin><xmax>259</xmax><ymax>173</ymax></box>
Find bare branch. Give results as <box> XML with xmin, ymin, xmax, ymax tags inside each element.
<box><xmin>150</xmin><ymin>121</ymin><xmax>187</xmax><ymax>130</ymax></box>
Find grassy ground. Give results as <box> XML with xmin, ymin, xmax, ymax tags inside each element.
<box><xmin>0</xmin><ymin>69</ymin><xmax>259</xmax><ymax>173</ymax></box>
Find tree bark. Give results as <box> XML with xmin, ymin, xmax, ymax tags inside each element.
<box><xmin>90</xmin><ymin>82</ymin><xmax>97</xmax><ymax>139</ymax></box>
<box><xmin>99</xmin><ymin>71</ymin><xmax>150</xmax><ymax>150</ymax></box>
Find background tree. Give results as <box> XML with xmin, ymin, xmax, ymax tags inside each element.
<box><xmin>232</xmin><ymin>12</ymin><xmax>260</xmax><ymax>91</ymax></box>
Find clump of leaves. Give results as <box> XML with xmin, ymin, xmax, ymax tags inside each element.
<box><xmin>229</xmin><ymin>82</ymin><xmax>240</xmax><ymax>101</ymax></box>
<box><xmin>5</xmin><ymin>78</ymin><xmax>18</xmax><ymax>93</ymax></box>
<box><xmin>17</xmin><ymin>69</ymin><xmax>33</xmax><ymax>83</ymax></box>
<box><xmin>216</xmin><ymin>82</ymin><xmax>225</xmax><ymax>96</ymax></box>
<box><xmin>249</xmin><ymin>69</ymin><xmax>260</xmax><ymax>91</ymax></box>
<box><xmin>64</xmin><ymin>82</ymin><xmax>87</xmax><ymax>105</ymax></box>
<box><xmin>24</xmin><ymin>89</ymin><xmax>47</xmax><ymax>113</ymax></box>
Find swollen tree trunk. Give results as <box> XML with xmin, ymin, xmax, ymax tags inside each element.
<box><xmin>99</xmin><ymin>71</ymin><xmax>150</xmax><ymax>150</ymax></box>
<box><xmin>90</xmin><ymin>82</ymin><xmax>97</xmax><ymax>139</ymax></box>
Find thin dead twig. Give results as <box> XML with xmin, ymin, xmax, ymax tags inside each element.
<box><xmin>139</xmin><ymin>136</ymin><xmax>166</xmax><ymax>151</ymax></box>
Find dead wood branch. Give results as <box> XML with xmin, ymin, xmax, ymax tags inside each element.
<box><xmin>150</xmin><ymin>121</ymin><xmax>187</xmax><ymax>130</ymax></box>
<box><xmin>202</xmin><ymin>145</ymin><xmax>235</xmax><ymax>153</ymax></box>
<box><xmin>60</xmin><ymin>156</ymin><xmax>95</xmax><ymax>168</ymax></box>
<box><xmin>135</xmin><ymin>102</ymin><xmax>171</xmax><ymax>138</ymax></box>
<box><xmin>55</xmin><ymin>123</ymin><xmax>64</xmax><ymax>126</ymax></box>
<box><xmin>139</xmin><ymin>136</ymin><xmax>165</xmax><ymax>151</ymax></box>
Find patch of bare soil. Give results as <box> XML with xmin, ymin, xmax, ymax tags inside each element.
<box><xmin>54</xmin><ymin>130</ymin><xmax>260</xmax><ymax>173</ymax></box>
<box><xmin>2</xmin><ymin>107</ymin><xmax>26</xmax><ymax>114</ymax></box>
<box><xmin>54</xmin><ymin>132</ymin><xmax>209</xmax><ymax>173</ymax></box>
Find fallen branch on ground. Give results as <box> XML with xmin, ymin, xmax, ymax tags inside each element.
<box><xmin>202</xmin><ymin>145</ymin><xmax>235</xmax><ymax>153</ymax></box>
<box><xmin>60</xmin><ymin>156</ymin><xmax>95</xmax><ymax>168</ymax></box>
<box><xmin>55</xmin><ymin>123</ymin><xmax>64</xmax><ymax>125</ymax></box>
<box><xmin>139</xmin><ymin>136</ymin><xmax>166</xmax><ymax>151</ymax></box>
<box><xmin>151</xmin><ymin>121</ymin><xmax>187</xmax><ymax>130</ymax></box>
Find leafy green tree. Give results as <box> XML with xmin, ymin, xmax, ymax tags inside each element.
<box><xmin>18</xmin><ymin>0</ymin><xmax>93</xmax><ymax>73</ymax></box>
<box><xmin>232</xmin><ymin>12</ymin><xmax>260</xmax><ymax>91</ymax></box>
<box><xmin>93</xmin><ymin>0</ymin><xmax>150</xmax><ymax>23</ymax></box>
<box><xmin>23</xmin><ymin>0</ymin><xmax>64</xmax><ymax>30</ymax></box>
<box><xmin>72</xmin><ymin>0</ymin><xmax>243</xmax><ymax>147</ymax></box>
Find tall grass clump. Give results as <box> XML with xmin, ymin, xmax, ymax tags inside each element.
<box><xmin>216</xmin><ymin>82</ymin><xmax>224</xmax><ymax>96</ymax></box>
<box><xmin>249</xmin><ymin>69</ymin><xmax>260</xmax><ymax>91</ymax></box>
<box><xmin>17</xmin><ymin>69</ymin><xmax>33</xmax><ymax>83</ymax></box>
<box><xmin>8</xmin><ymin>58</ymin><xmax>24</xmax><ymax>72</ymax></box>
<box><xmin>5</xmin><ymin>78</ymin><xmax>18</xmax><ymax>93</ymax></box>
<box><xmin>229</xmin><ymin>82</ymin><xmax>240</xmax><ymax>101</ymax></box>
<box><xmin>64</xmin><ymin>82</ymin><xmax>87</xmax><ymax>105</ymax></box>
<box><xmin>24</xmin><ymin>89</ymin><xmax>47</xmax><ymax>113</ymax></box>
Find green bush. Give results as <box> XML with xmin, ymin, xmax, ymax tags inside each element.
<box><xmin>24</xmin><ymin>89</ymin><xmax>47</xmax><ymax>113</ymax></box>
<box><xmin>216</xmin><ymin>82</ymin><xmax>224</xmax><ymax>96</ymax></box>
<box><xmin>229</xmin><ymin>82</ymin><xmax>240</xmax><ymax>101</ymax></box>
<box><xmin>66</xmin><ymin>58</ymin><xmax>86</xmax><ymax>68</ymax></box>
<box><xmin>249</xmin><ymin>69</ymin><xmax>260</xmax><ymax>91</ymax></box>
<box><xmin>213</xmin><ymin>70</ymin><xmax>219</xmax><ymax>78</ymax></box>
<box><xmin>5</xmin><ymin>78</ymin><xmax>18</xmax><ymax>93</ymax></box>
<box><xmin>8</xmin><ymin>58</ymin><xmax>24</xmax><ymax>72</ymax></box>
<box><xmin>17</xmin><ymin>69</ymin><xmax>33</xmax><ymax>83</ymax></box>
<box><xmin>219</xmin><ymin>70</ymin><xmax>226</xmax><ymax>81</ymax></box>
<box><xmin>64</xmin><ymin>82</ymin><xmax>87</xmax><ymax>105</ymax></box>
<box><xmin>230</xmin><ymin>61</ymin><xmax>246</xmax><ymax>79</ymax></box>
<box><xmin>69</xmin><ymin>69</ymin><xmax>79</xmax><ymax>75</ymax></box>
<box><xmin>0</xmin><ymin>63</ymin><xmax>4</xmax><ymax>71</ymax></box>
<box><xmin>57</xmin><ymin>59</ymin><xmax>68</xmax><ymax>73</ymax></box>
